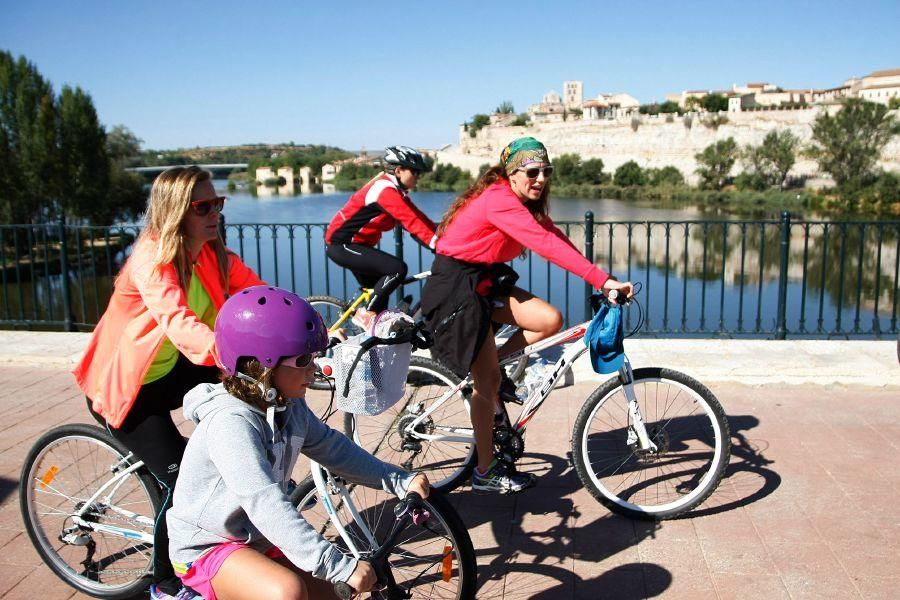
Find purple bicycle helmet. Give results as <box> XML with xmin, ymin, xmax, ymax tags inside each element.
<box><xmin>215</xmin><ymin>286</ymin><xmax>327</xmax><ymax>375</ymax></box>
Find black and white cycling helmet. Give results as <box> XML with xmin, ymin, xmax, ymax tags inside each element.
<box><xmin>383</xmin><ymin>146</ymin><xmax>429</xmax><ymax>173</ymax></box>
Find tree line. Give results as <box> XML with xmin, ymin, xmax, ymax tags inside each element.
<box><xmin>0</xmin><ymin>51</ymin><xmax>145</xmax><ymax>225</ymax></box>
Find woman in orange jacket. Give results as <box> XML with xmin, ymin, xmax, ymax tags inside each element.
<box><xmin>73</xmin><ymin>166</ymin><xmax>264</xmax><ymax>599</ymax></box>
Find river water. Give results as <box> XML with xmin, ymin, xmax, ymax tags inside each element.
<box><xmin>213</xmin><ymin>185</ymin><xmax>898</xmax><ymax>339</ymax></box>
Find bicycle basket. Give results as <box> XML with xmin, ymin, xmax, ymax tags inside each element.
<box><xmin>332</xmin><ymin>333</ymin><xmax>411</xmax><ymax>415</ymax></box>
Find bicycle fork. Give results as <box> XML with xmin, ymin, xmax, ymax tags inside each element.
<box><xmin>618</xmin><ymin>359</ymin><xmax>658</xmax><ymax>453</ymax></box>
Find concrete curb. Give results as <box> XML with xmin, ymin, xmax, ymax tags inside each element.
<box><xmin>1</xmin><ymin>332</ymin><xmax>898</xmax><ymax>387</ymax></box>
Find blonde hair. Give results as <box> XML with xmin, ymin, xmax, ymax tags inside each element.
<box><xmin>436</xmin><ymin>165</ymin><xmax>550</xmax><ymax>237</ymax></box>
<box><xmin>138</xmin><ymin>166</ymin><xmax>229</xmax><ymax>290</ymax></box>
<box><xmin>221</xmin><ymin>357</ymin><xmax>286</xmax><ymax>411</ymax></box>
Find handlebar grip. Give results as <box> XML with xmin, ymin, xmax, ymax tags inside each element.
<box><xmin>333</xmin><ymin>581</ymin><xmax>353</xmax><ymax>599</ymax></box>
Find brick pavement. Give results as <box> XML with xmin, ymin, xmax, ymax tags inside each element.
<box><xmin>0</xmin><ymin>364</ymin><xmax>898</xmax><ymax>599</ymax></box>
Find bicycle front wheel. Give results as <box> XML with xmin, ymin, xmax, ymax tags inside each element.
<box><xmin>572</xmin><ymin>368</ymin><xmax>731</xmax><ymax>520</ymax></box>
<box><xmin>20</xmin><ymin>423</ymin><xmax>161</xmax><ymax>599</ymax></box>
<box><xmin>291</xmin><ymin>479</ymin><xmax>476</xmax><ymax>599</ymax></box>
<box><xmin>344</xmin><ymin>356</ymin><xmax>476</xmax><ymax>493</ymax></box>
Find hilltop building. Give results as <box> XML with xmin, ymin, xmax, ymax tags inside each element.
<box><xmin>677</xmin><ymin>67</ymin><xmax>899</xmax><ymax>112</ymax></box>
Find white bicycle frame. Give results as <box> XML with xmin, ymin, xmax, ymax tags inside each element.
<box><xmin>54</xmin><ymin>452</ymin><xmax>156</xmax><ymax>545</ymax></box>
<box><xmin>307</xmin><ymin>461</ymin><xmax>382</xmax><ymax>559</ymax></box>
<box><xmin>402</xmin><ymin>320</ymin><xmax>658</xmax><ymax>452</ymax></box>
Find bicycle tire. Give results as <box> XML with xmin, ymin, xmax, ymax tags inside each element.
<box><xmin>309</xmin><ymin>295</ymin><xmax>364</xmax><ymax>391</ymax></box>
<box><xmin>291</xmin><ymin>479</ymin><xmax>476</xmax><ymax>599</ymax></box>
<box><xmin>572</xmin><ymin>367</ymin><xmax>731</xmax><ymax>520</ymax></box>
<box><xmin>20</xmin><ymin>423</ymin><xmax>162</xmax><ymax>599</ymax></box>
<box><xmin>344</xmin><ymin>356</ymin><xmax>476</xmax><ymax>493</ymax></box>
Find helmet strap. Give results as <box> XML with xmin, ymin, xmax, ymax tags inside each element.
<box><xmin>235</xmin><ymin>371</ymin><xmax>279</xmax><ymax>405</ymax></box>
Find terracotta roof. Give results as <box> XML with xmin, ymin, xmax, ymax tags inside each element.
<box><xmin>865</xmin><ymin>68</ymin><xmax>900</xmax><ymax>78</ymax></box>
<box><xmin>583</xmin><ymin>99</ymin><xmax>609</xmax><ymax>108</ymax></box>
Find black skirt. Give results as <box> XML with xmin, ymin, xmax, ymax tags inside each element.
<box><xmin>420</xmin><ymin>255</ymin><xmax>502</xmax><ymax>378</ymax></box>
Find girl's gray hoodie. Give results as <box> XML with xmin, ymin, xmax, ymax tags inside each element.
<box><xmin>167</xmin><ymin>382</ymin><xmax>414</xmax><ymax>584</ymax></box>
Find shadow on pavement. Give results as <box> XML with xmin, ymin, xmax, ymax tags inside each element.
<box><xmin>0</xmin><ymin>476</ymin><xmax>17</xmax><ymax>504</ymax></box>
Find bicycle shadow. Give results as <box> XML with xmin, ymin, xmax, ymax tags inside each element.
<box><xmin>0</xmin><ymin>476</ymin><xmax>16</xmax><ymax>503</ymax></box>
<box><xmin>473</xmin><ymin>558</ymin><xmax>673</xmax><ymax>600</ymax></box>
<box><xmin>678</xmin><ymin>414</ymin><xmax>781</xmax><ymax>519</ymax></box>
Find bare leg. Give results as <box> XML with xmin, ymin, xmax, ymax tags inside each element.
<box><xmin>211</xmin><ymin>547</ymin><xmax>338</xmax><ymax>600</ymax></box>
<box><xmin>469</xmin><ymin>332</ymin><xmax>500</xmax><ymax>473</ymax></box>
<box><xmin>493</xmin><ymin>287</ymin><xmax>563</xmax><ymax>360</ymax></box>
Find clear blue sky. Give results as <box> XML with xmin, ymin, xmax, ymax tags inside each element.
<box><xmin>3</xmin><ymin>0</ymin><xmax>898</xmax><ymax>152</ymax></box>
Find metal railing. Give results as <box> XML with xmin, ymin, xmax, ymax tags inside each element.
<box><xmin>1</xmin><ymin>213</ymin><xmax>897</xmax><ymax>338</ymax></box>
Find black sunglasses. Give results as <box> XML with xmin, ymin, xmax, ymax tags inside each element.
<box><xmin>280</xmin><ymin>353</ymin><xmax>313</xmax><ymax>369</ymax></box>
<box><xmin>190</xmin><ymin>196</ymin><xmax>226</xmax><ymax>217</ymax></box>
<box><xmin>519</xmin><ymin>166</ymin><xmax>554</xmax><ymax>179</ymax></box>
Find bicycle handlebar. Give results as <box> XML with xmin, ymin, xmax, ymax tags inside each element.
<box><xmin>331</xmin><ymin>490</ymin><xmax>432</xmax><ymax>599</ymax></box>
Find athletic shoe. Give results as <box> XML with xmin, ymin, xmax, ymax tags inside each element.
<box><xmin>498</xmin><ymin>371</ymin><xmax>522</xmax><ymax>404</ymax></box>
<box><xmin>472</xmin><ymin>461</ymin><xmax>535</xmax><ymax>494</ymax></box>
<box><xmin>149</xmin><ymin>584</ymin><xmax>198</xmax><ymax>599</ymax></box>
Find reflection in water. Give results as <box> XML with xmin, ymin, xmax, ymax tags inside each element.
<box><xmin>1</xmin><ymin>196</ymin><xmax>897</xmax><ymax>336</ymax></box>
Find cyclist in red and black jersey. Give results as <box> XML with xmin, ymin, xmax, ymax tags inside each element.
<box><xmin>325</xmin><ymin>146</ymin><xmax>437</xmax><ymax>328</ymax></box>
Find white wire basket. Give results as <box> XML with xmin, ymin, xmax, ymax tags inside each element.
<box><xmin>332</xmin><ymin>333</ymin><xmax>411</xmax><ymax>415</ymax></box>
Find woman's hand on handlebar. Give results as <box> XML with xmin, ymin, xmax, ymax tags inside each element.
<box><xmin>406</xmin><ymin>473</ymin><xmax>430</xmax><ymax>499</ymax></box>
<box><xmin>601</xmin><ymin>279</ymin><xmax>634</xmax><ymax>303</ymax></box>
<box><xmin>346</xmin><ymin>560</ymin><xmax>376</xmax><ymax>594</ymax></box>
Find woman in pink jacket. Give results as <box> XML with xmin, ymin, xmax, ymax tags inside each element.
<box><xmin>73</xmin><ymin>166</ymin><xmax>264</xmax><ymax>599</ymax></box>
<box><xmin>421</xmin><ymin>137</ymin><xmax>633</xmax><ymax>494</ymax></box>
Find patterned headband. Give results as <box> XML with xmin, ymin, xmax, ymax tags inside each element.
<box><xmin>500</xmin><ymin>137</ymin><xmax>550</xmax><ymax>175</ymax></box>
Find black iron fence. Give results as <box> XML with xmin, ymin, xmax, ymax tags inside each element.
<box><xmin>1</xmin><ymin>213</ymin><xmax>897</xmax><ymax>338</ymax></box>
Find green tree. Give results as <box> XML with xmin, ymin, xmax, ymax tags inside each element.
<box><xmin>106</xmin><ymin>125</ymin><xmax>143</xmax><ymax>167</ymax></box>
<box><xmin>580</xmin><ymin>158</ymin><xmax>606</xmax><ymax>184</ymax></box>
<box><xmin>807</xmin><ymin>98</ymin><xmax>900</xmax><ymax>191</ymax></box>
<box><xmin>553</xmin><ymin>153</ymin><xmax>583</xmax><ymax>184</ymax></box>
<box><xmin>495</xmin><ymin>101</ymin><xmax>515</xmax><ymax>114</ymax></box>
<box><xmin>889</xmin><ymin>97</ymin><xmax>900</xmax><ymax>110</ymax></box>
<box><xmin>741</xmin><ymin>130</ymin><xmax>799</xmax><ymax>189</ymax></box>
<box><xmin>511</xmin><ymin>113</ymin><xmax>530</xmax><ymax>126</ymax></box>
<box><xmin>701</xmin><ymin>94</ymin><xmax>729</xmax><ymax>113</ymax></box>
<box><xmin>613</xmin><ymin>160</ymin><xmax>646</xmax><ymax>186</ymax></box>
<box><xmin>646</xmin><ymin>166</ymin><xmax>685</xmax><ymax>186</ymax></box>
<box><xmin>468</xmin><ymin>114</ymin><xmax>490</xmax><ymax>137</ymax></box>
<box><xmin>0</xmin><ymin>51</ymin><xmax>60</xmax><ymax>222</ymax></box>
<box><xmin>695</xmin><ymin>138</ymin><xmax>738</xmax><ymax>190</ymax></box>
<box><xmin>659</xmin><ymin>100</ymin><xmax>681</xmax><ymax>114</ymax></box>
<box><xmin>58</xmin><ymin>85</ymin><xmax>110</xmax><ymax>221</ymax></box>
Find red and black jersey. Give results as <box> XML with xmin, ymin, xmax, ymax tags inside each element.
<box><xmin>325</xmin><ymin>174</ymin><xmax>437</xmax><ymax>247</ymax></box>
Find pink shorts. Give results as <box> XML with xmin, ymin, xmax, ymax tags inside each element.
<box><xmin>173</xmin><ymin>543</ymin><xmax>284</xmax><ymax>600</ymax></box>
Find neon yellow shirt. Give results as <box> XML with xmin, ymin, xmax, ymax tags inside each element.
<box><xmin>143</xmin><ymin>270</ymin><xmax>217</xmax><ymax>384</ymax></box>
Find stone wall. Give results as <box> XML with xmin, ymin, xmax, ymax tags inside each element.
<box><xmin>437</xmin><ymin>108</ymin><xmax>900</xmax><ymax>186</ymax></box>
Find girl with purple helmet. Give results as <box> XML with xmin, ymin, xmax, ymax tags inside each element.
<box><xmin>166</xmin><ymin>286</ymin><xmax>429</xmax><ymax>600</ymax></box>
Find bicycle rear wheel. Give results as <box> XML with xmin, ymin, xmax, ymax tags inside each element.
<box><xmin>344</xmin><ymin>356</ymin><xmax>476</xmax><ymax>493</ymax></box>
<box><xmin>291</xmin><ymin>479</ymin><xmax>476</xmax><ymax>599</ymax></box>
<box><xmin>20</xmin><ymin>423</ymin><xmax>161</xmax><ymax>599</ymax></box>
<box><xmin>572</xmin><ymin>368</ymin><xmax>731</xmax><ymax>520</ymax></box>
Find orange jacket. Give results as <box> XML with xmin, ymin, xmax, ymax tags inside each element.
<box><xmin>73</xmin><ymin>238</ymin><xmax>265</xmax><ymax>427</ymax></box>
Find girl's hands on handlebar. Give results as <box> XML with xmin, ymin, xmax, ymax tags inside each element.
<box><xmin>346</xmin><ymin>560</ymin><xmax>376</xmax><ymax>595</ymax></box>
<box><xmin>406</xmin><ymin>473</ymin><xmax>430</xmax><ymax>499</ymax></box>
<box><xmin>601</xmin><ymin>278</ymin><xmax>635</xmax><ymax>304</ymax></box>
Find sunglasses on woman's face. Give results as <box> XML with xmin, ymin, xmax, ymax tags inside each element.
<box><xmin>190</xmin><ymin>196</ymin><xmax>226</xmax><ymax>217</ymax></box>
<box><xmin>519</xmin><ymin>166</ymin><xmax>554</xmax><ymax>179</ymax></box>
<box><xmin>280</xmin><ymin>353</ymin><xmax>313</xmax><ymax>369</ymax></box>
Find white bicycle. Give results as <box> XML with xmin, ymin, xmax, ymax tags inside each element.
<box><xmin>20</xmin><ymin>423</ymin><xmax>476</xmax><ymax>599</ymax></box>
<box><xmin>346</xmin><ymin>292</ymin><xmax>733</xmax><ymax>520</ymax></box>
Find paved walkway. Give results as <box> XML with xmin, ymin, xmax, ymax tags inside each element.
<box><xmin>0</xmin><ymin>333</ymin><xmax>897</xmax><ymax>598</ymax></box>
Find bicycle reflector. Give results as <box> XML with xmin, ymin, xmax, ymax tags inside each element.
<box><xmin>442</xmin><ymin>545</ymin><xmax>453</xmax><ymax>582</ymax></box>
<box><xmin>40</xmin><ymin>465</ymin><xmax>59</xmax><ymax>489</ymax></box>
